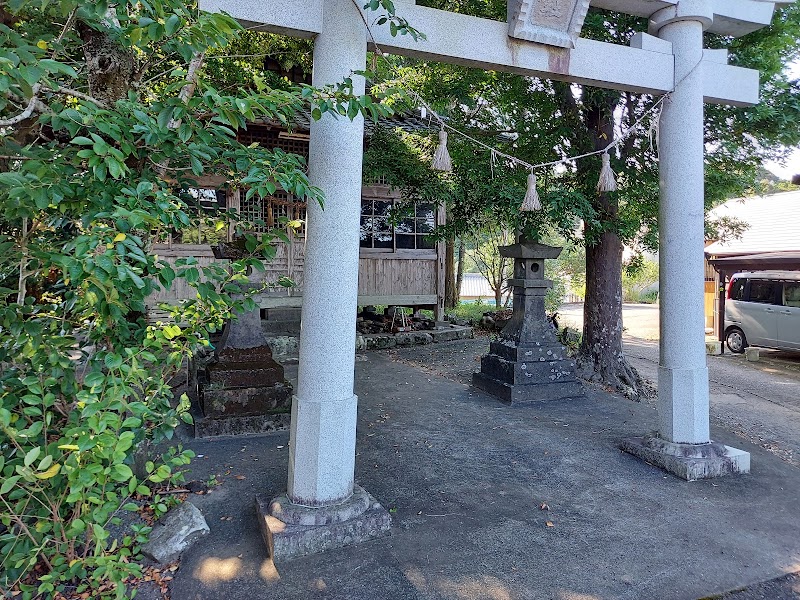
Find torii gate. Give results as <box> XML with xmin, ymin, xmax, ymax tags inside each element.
<box><xmin>201</xmin><ymin>0</ymin><xmax>788</xmax><ymax>559</ymax></box>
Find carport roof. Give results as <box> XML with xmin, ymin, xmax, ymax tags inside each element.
<box><xmin>706</xmin><ymin>251</ymin><xmax>800</xmax><ymax>272</ymax></box>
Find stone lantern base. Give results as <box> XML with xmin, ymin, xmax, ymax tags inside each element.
<box><xmin>473</xmin><ymin>338</ymin><xmax>584</xmax><ymax>404</ymax></box>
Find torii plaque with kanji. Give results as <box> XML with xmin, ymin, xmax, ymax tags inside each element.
<box><xmin>507</xmin><ymin>0</ymin><xmax>591</xmax><ymax>48</ymax></box>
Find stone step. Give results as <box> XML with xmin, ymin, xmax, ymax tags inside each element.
<box><xmin>479</xmin><ymin>353</ymin><xmax>578</xmax><ymax>385</ymax></box>
<box><xmin>195</xmin><ymin>412</ymin><xmax>291</xmax><ymax>438</ymax></box>
<box><xmin>472</xmin><ymin>371</ymin><xmax>584</xmax><ymax>404</ymax></box>
<box><xmin>201</xmin><ymin>381</ymin><xmax>292</xmax><ymax>417</ymax></box>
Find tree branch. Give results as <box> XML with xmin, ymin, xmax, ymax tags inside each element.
<box><xmin>0</xmin><ymin>84</ymin><xmax>41</xmax><ymax>127</ymax></box>
<box><xmin>58</xmin><ymin>86</ymin><xmax>107</xmax><ymax>108</ymax></box>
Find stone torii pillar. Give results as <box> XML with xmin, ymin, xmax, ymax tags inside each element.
<box><xmin>254</xmin><ymin>0</ymin><xmax>391</xmax><ymax>560</ymax></box>
<box><xmin>620</xmin><ymin>0</ymin><xmax>750</xmax><ymax>480</ymax></box>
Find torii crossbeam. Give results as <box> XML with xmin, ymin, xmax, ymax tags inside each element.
<box><xmin>200</xmin><ymin>0</ymin><xmax>789</xmax><ymax>560</ymax></box>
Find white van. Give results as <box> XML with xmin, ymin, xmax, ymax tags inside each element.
<box><xmin>724</xmin><ymin>271</ymin><xmax>800</xmax><ymax>353</ymax></box>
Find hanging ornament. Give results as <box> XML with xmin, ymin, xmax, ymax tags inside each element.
<box><xmin>432</xmin><ymin>127</ymin><xmax>452</xmax><ymax>172</ymax></box>
<box><xmin>520</xmin><ymin>171</ymin><xmax>541</xmax><ymax>212</ymax></box>
<box><xmin>596</xmin><ymin>151</ymin><xmax>618</xmax><ymax>193</ymax></box>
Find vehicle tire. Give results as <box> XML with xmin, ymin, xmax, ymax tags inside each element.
<box><xmin>725</xmin><ymin>327</ymin><xmax>747</xmax><ymax>354</ymax></box>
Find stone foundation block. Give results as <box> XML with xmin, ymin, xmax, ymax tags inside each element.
<box><xmin>195</xmin><ymin>413</ymin><xmax>291</xmax><ymax>438</ymax></box>
<box><xmin>621</xmin><ymin>435</ymin><xmax>750</xmax><ymax>481</ymax></box>
<box><xmin>472</xmin><ymin>371</ymin><xmax>584</xmax><ymax>404</ymax></box>
<box><xmin>201</xmin><ymin>382</ymin><xmax>292</xmax><ymax>417</ymax></box>
<box><xmin>255</xmin><ymin>485</ymin><xmax>391</xmax><ymax>561</ymax></box>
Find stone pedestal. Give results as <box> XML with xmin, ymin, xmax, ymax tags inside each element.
<box><xmin>255</xmin><ymin>485</ymin><xmax>391</xmax><ymax>560</ymax></box>
<box><xmin>472</xmin><ymin>242</ymin><xmax>583</xmax><ymax>404</ymax></box>
<box><xmin>197</xmin><ymin>282</ymin><xmax>292</xmax><ymax>438</ymax></box>
<box><xmin>621</xmin><ymin>435</ymin><xmax>750</xmax><ymax>481</ymax></box>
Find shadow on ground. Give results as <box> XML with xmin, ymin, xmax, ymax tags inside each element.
<box><xmin>169</xmin><ymin>341</ymin><xmax>800</xmax><ymax>600</ymax></box>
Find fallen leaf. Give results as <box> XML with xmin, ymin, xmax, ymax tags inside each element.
<box><xmin>539</xmin><ymin>502</ymin><xmax>550</xmax><ymax>511</ymax></box>
<box><xmin>546</xmin><ymin>521</ymin><xmax>554</xmax><ymax>527</ymax></box>
<box><xmin>234</xmin><ymin>475</ymin><xmax>246</xmax><ymax>480</ymax></box>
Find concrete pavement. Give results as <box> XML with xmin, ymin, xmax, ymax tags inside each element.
<box><xmin>168</xmin><ymin>340</ymin><xmax>800</xmax><ymax>600</ymax></box>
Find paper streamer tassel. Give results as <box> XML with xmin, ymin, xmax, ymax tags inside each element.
<box><xmin>521</xmin><ymin>171</ymin><xmax>541</xmax><ymax>212</ymax></box>
<box><xmin>432</xmin><ymin>128</ymin><xmax>452</xmax><ymax>172</ymax></box>
<box><xmin>597</xmin><ymin>152</ymin><xmax>618</xmax><ymax>193</ymax></box>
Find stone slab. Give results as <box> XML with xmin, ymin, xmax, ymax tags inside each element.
<box><xmin>472</xmin><ymin>371</ymin><xmax>585</xmax><ymax>404</ymax></box>
<box><xmin>141</xmin><ymin>501</ymin><xmax>209</xmax><ymax>564</ymax></box>
<box><xmin>489</xmin><ymin>339</ymin><xmax>566</xmax><ymax>362</ymax></box>
<box><xmin>195</xmin><ymin>412</ymin><xmax>291</xmax><ymax>438</ymax></box>
<box><xmin>429</xmin><ymin>326</ymin><xmax>474</xmax><ymax>343</ymax></box>
<box><xmin>201</xmin><ymin>382</ymin><xmax>292</xmax><ymax>417</ymax></box>
<box><xmin>479</xmin><ymin>354</ymin><xmax>579</xmax><ymax>384</ymax></box>
<box><xmin>620</xmin><ymin>436</ymin><xmax>751</xmax><ymax>481</ymax></box>
<box><xmin>395</xmin><ymin>332</ymin><xmax>433</xmax><ymax>346</ymax></box>
<box><xmin>255</xmin><ymin>486</ymin><xmax>391</xmax><ymax>561</ymax></box>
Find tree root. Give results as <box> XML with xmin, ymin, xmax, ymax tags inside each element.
<box><xmin>575</xmin><ymin>350</ymin><xmax>656</xmax><ymax>402</ymax></box>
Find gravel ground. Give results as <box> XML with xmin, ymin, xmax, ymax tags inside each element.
<box><xmin>387</xmin><ymin>335</ymin><xmax>800</xmax><ymax>600</ymax></box>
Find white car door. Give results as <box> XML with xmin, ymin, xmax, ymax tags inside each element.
<box><xmin>778</xmin><ymin>282</ymin><xmax>800</xmax><ymax>350</ymax></box>
<box><xmin>741</xmin><ymin>279</ymin><xmax>780</xmax><ymax>347</ymax></box>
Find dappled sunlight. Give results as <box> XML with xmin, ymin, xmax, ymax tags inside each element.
<box><xmin>405</xmin><ymin>566</ymin><xmax>427</xmax><ymax>589</ymax></box>
<box><xmin>259</xmin><ymin>558</ymin><xmax>281</xmax><ymax>582</ymax></box>
<box><xmin>556</xmin><ymin>591</ymin><xmax>602</xmax><ymax>600</ymax></box>
<box><xmin>404</xmin><ymin>567</ymin><xmax>512</xmax><ymax>600</ymax></box>
<box><xmin>193</xmin><ymin>557</ymin><xmax>241</xmax><ymax>584</ymax></box>
<box><xmin>266</xmin><ymin>514</ymin><xmax>287</xmax><ymax>534</ymax></box>
<box><xmin>436</xmin><ymin>575</ymin><xmax>512</xmax><ymax>600</ymax></box>
<box><xmin>780</xmin><ymin>559</ymin><xmax>800</xmax><ymax>575</ymax></box>
<box><xmin>312</xmin><ymin>577</ymin><xmax>328</xmax><ymax>591</ymax></box>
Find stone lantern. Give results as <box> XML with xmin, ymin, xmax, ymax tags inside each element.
<box><xmin>194</xmin><ymin>241</ymin><xmax>293</xmax><ymax>437</ymax></box>
<box><xmin>472</xmin><ymin>240</ymin><xmax>583</xmax><ymax>404</ymax></box>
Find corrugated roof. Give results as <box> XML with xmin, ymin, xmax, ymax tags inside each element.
<box><xmin>705</xmin><ymin>190</ymin><xmax>800</xmax><ymax>256</ymax></box>
<box><xmin>460</xmin><ymin>273</ymin><xmax>508</xmax><ymax>300</ymax></box>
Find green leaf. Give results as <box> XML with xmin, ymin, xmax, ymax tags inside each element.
<box><xmin>104</xmin><ymin>353</ymin><xmax>123</xmax><ymax>369</ymax></box>
<box><xmin>0</xmin><ymin>475</ymin><xmax>20</xmax><ymax>495</ymax></box>
<box><xmin>84</xmin><ymin>371</ymin><xmax>105</xmax><ymax>388</ymax></box>
<box><xmin>165</xmin><ymin>14</ymin><xmax>181</xmax><ymax>36</ymax></box>
<box><xmin>24</xmin><ymin>447</ymin><xmax>41</xmax><ymax>467</ymax></box>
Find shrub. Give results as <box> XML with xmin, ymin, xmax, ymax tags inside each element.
<box><xmin>0</xmin><ymin>1</ymin><xmax>395</xmax><ymax>596</ymax></box>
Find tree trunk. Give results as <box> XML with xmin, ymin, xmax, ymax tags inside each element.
<box><xmin>444</xmin><ymin>236</ymin><xmax>457</xmax><ymax>309</ymax></box>
<box><xmin>577</xmin><ymin>97</ymin><xmax>645</xmax><ymax>399</ymax></box>
<box><xmin>78</xmin><ymin>17</ymin><xmax>135</xmax><ymax>105</ymax></box>
<box><xmin>454</xmin><ymin>238</ymin><xmax>465</xmax><ymax>306</ymax></box>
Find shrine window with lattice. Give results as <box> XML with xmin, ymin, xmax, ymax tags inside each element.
<box><xmin>359</xmin><ymin>199</ymin><xmax>436</xmax><ymax>252</ymax></box>
<box><xmin>240</xmin><ymin>189</ymin><xmax>307</xmax><ymax>237</ymax></box>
